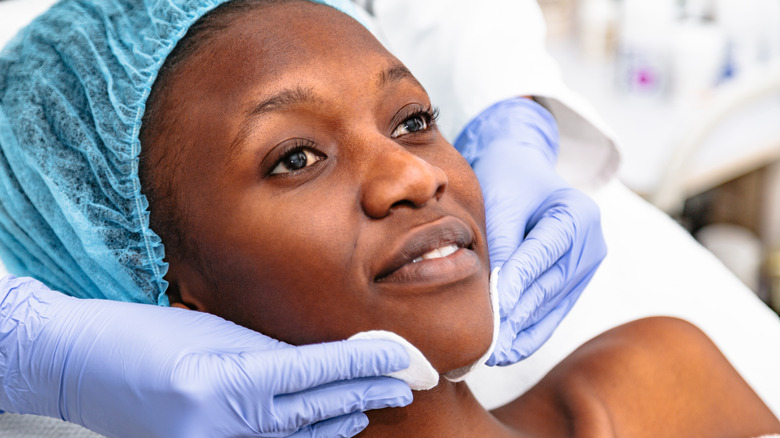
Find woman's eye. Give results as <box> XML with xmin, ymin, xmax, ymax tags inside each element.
<box><xmin>270</xmin><ymin>148</ymin><xmax>322</xmax><ymax>175</ymax></box>
<box><xmin>391</xmin><ymin>114</ymin><xmax>429</xmax><ymax>138</ymax></box>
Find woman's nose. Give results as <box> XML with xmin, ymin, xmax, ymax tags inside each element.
<box><xmin>360</xmin><ymin>144</ymin><xmax>448</xmax><ymax>219</ymax></box>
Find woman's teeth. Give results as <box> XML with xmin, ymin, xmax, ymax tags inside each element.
<box><xmin>411</xmin><ymin>244</ymin><xmax>459</xmax><ymax>263</ymax></box>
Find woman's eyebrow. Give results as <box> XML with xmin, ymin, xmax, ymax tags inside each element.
<box><xmin>227</xmin><ymin>86</ymin><xmax>318</xmax><ymax>164</ymax></box>
<box><xmin>247</xmin><ymin>86</ymin><xmax>317</xmax><ymax>117</ymax></box>
<box><xmin>244</xmin><ymin>64</ymin><xmax>418</xmax><ymax>122</ymax></box>
<box><xmin>228</xmin><ymin>65</ymin><xmax>421</xmax><ymax>163</ymax></box>
<box><xmin>377</xmin><ymin>64</ymin><xmax>422</xmax><ymax>90</ymax></box>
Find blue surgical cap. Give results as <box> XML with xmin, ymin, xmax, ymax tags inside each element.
<box><xmin>0</xmin><ymin>0</ymin><xmax>364</xmax><ymax>305</ymax></box>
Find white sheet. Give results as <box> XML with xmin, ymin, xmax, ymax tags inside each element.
<box><xmin>0</xmin><ymin>0</ymin><xmax>56</xmax><ymax>48</ymax></box>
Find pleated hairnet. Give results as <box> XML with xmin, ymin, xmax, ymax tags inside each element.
<box><xmin>0</xmin><ymin>0</ymin><xmax>363</xmax><ymax>305</ymax></box>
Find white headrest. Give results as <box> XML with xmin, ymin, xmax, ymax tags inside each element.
<box><xmin>0</xmin><ymin>0</ymin><xmax>58</xmax><ymax>48</ymax></box>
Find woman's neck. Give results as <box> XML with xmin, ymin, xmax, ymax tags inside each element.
<box><xmin>360</xmin><ymin>379</ymin><xmax>523</xmax><ymax>438</ymax></box>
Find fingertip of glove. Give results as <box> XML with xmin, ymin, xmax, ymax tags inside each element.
<box><xmin>302</xmin><ymin>412</ymin><xmax>369</xmax><ymax>438</ymax></box>
<box><xmin>376</xmin><ymin>379</ymin><xmax>413</xmax><ymax>408</ymax></box>
<box><xmin>486</xmin><ymin>337</ymin><xmax>509</xmax><ymax>367</ymax></box>
<box><xmin>348</xmin><ymin>413</ymin><xmax>369</xmax><ymax>437</ymax></box>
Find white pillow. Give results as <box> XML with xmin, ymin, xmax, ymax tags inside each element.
<box><xmin>0</xmin><ymin>0</ymin><xmax>58</xmax><ymax>48</ymax></box>
<box><xmin>0</xmin><ymin>0</ymin><xmax>57</xmax><ymax>277</ymax></box>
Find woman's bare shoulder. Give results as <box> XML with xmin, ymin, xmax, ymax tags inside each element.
<box><xmin>491</xmin><ymin>317</ymin><xmax>780</xmax><ymax>438</ymax></box>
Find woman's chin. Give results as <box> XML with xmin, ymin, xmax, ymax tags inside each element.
<box><xmin>422</xmin><ymin>315</ymin><xmax>496</xmax><ymax>376</ymax></box>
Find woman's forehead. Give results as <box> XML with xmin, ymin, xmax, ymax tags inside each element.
<box><xmin>169</xmin><ymin>1</ymin><xmax>399</xmax><ymax>114</ymax></box>
<box><xmin>193</xmin><ymin>1</ymin><xmax>387</xmax><ymax>69</ymax></box>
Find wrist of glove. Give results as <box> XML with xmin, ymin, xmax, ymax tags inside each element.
<box><xmin>455</xmin><ymin>97</ymin><xmax>559</xmax><ymax>168</ymax></box>
<box><xmin>1</xmin><ymin>275</ymin><xmax>412</xmax><ymax>438</ymax></box>
<box><xmin>0</xmin><ymin>275</ymin><xmax>76</xmax><ymax>417</ymax></box>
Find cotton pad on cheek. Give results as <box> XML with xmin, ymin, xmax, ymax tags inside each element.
<box><xmin>348</xmin><ymin>267</ymin><xmax>501</xmax><ymax>390</ymax></box>
<box><xmin>348</xmin><ymin>330</ymin><xmax>439</xmax><ymax>390</ymax></box>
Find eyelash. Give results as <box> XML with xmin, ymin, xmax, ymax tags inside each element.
<box><xmin>393</xmin><ymin>105</ymin><xmax>440</xmax><ymax>138</ymax></box>
<box><xmin>268</xmin><ymin>139</ymin><xmax>322</xmax><ymax>176</ymax></box>
<box><xmin>414</xmin><ymin>105</ymin><xmax>440</xmax><ymax>125</ymax></box>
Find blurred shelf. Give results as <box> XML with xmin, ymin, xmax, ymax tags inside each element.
<box><xmin>548</xmin><ymin>39</ymin><xmax>780</xmax><ymax>212</ymax></box>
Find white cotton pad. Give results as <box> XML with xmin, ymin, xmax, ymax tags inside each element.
<box><xmin>348</xmin><ymin>330</ymin><xmax>439</xmax><ymax>390</ymax></box>
<box><xmin>443</xmin><ymin>267</ymin><xmax>501</xmax><ymax>382</ymax></box>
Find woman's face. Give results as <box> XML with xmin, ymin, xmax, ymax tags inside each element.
<box><xmin>151</xmin><ymin>1</ymin><xmax>493</xmax><ymax>372</ymax></box>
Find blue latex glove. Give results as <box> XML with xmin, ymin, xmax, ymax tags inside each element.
<box><xmin>0</xmin><ymin>276</ymin><xmax>412</xmax><ymax>438</ymax></box>
<box><xmin>455</xmin><ymin>97</ymin><xmax>607</xmax><ymax>366</ymax></box>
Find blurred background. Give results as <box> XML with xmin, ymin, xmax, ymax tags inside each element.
<box><xmin>537</xmin><ymin>0</ymin><xmax>780</xmax><ymax>313</ymax></box>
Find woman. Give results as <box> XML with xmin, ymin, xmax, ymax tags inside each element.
<box><xmin>6</xmin><ymin>0</ymin><xmax>779</xmax><ymax>436</ymax></box>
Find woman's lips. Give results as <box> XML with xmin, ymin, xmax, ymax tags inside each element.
<box><xmin>375</xmin><ymin>217</ymin><xmax>481</xmax><ymax>286</ymax></box>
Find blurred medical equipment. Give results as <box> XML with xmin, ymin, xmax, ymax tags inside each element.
<box><xmin>652</xmin><ymin>66</ymin><xmax>780</xmax><ymax>214</ymax></box>
<box><xmin>696</xmin><ymin>223</ymin><xmax>763</xmax><ymax>291</ymax></box>
<box><xmin>546</xmin><ymin>0</ymin><xmax>780</xmax><ymax>190</ymax></box>
<box><xmin>567</xmin><ymin>0</ymin><xmax>780</xmax><ymax>97</ymax></box>
<box><xmin>652</xmin><ymin>65</ymin><xmax>780</xmax><ymax>303</ymax></box>
<box><xmin>543</xmin><ymin>0</ymin><xmax>780</xmax><ymax>309</ymax></box>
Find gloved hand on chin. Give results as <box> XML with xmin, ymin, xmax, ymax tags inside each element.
<box><xmin>0</xmin><ymin>275</ymin><xmax>412</xmax><ymax>438</ymax></box>
<box><xmin>455</xmin><ymin>97</ymin><xmax>607</xmax><ymax>366</ymax></box>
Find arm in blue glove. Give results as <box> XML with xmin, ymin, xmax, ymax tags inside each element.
<box><xmin>0</xmin><ymin>275</ymin><xmax>412</xmax><ymax>438</ymax></box>
<box><xmin>455</xmin><ymin>97</ymin><xmax>607</xmax><ymax>366</ymax></box>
